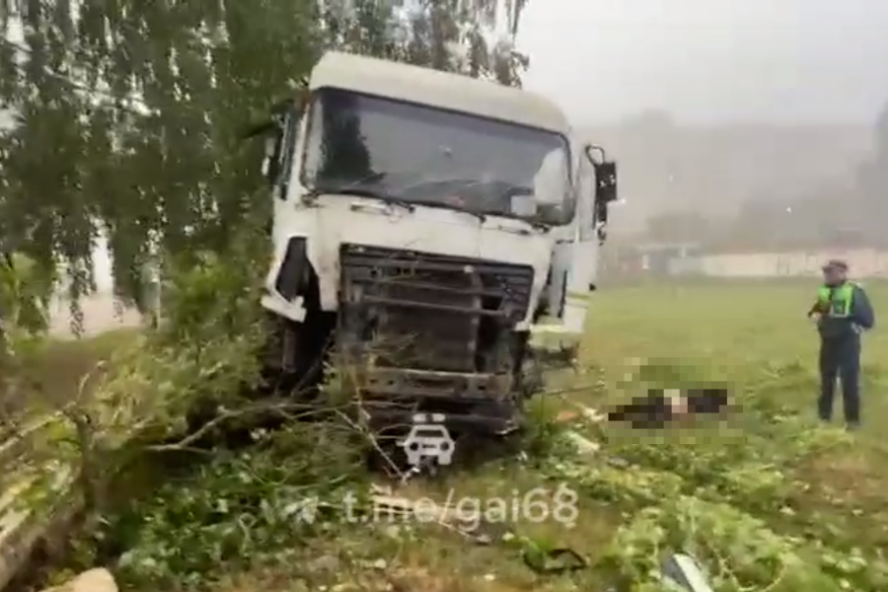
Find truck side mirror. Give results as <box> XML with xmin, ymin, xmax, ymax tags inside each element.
<box><xmin>584</xmin><ymin>144</ymin><xmax>617</xmax><ymax>245</ymax></box>
<box><xmin>244</xmin><ymin>96</ymin><xmax>306</xmax><ymax>191</ymax></box>
<box><xmin>584</xmin><ymin>144</ymin><xmax>617</xmax><ymax>204</ymax></box>
<box><xmin>594</xmin><ymin>160</ymin><xmax>617</xmax><ymax>204</ymax></box>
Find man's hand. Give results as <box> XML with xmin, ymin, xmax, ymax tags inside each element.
<box><xmin>808</xmin><ymin>302</ymin><xmax>826</xmax><ymax>321</ymax></box>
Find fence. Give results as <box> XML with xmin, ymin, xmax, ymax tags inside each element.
<box><xmin>669</xmin><ymin>248</ymin><xmax>888</xmax><ymax>279</ymax></box>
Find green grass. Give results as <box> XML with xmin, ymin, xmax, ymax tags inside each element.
<box><xmin>2</xmin><ymin>329</ymin><xmax>139</xmax><ymax>417</ymax></box>
<box><xmin>443</xmin><ymin>280</ymin><xmax>888</xmax><ymax>591</ymax></box>
<box><xmin>0</xmin><ymin>329</ymin><xmax>141</xmax><ymax>590</ymax></box>
<box><xmin>74</xmin><ymin>282</ymin><xmax>888</xmax><ymax>592</ymax></box>
<box><xmin>583</xmin><ymin>281</ymin><xmax>888</xmax><ymax>428</ymax></box>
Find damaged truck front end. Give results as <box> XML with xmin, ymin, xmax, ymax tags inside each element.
<box><xmin>337</xmin><ymin>244</ymin><xmax>536</xmax><ymax>433</ymax></box>
<box><xmin>254</xmin><ymin>51</ymin><xmax>616</xmax><ymax>437</ymax></box>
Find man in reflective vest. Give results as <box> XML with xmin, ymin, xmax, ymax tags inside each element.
<box><xmin>807</xmin><ymin>259</ymin><xmax>875</xmax><ymax>429</ymax></box>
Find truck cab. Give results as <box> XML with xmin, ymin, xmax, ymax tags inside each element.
<box><xmin>258</xmin><ymin>51</ymin><xmax>617</xmax><ymax>434</ymax></box>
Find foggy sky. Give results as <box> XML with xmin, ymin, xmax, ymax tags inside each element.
<box><xmin>518</xmin><ymin>0</ymin><xmax>888</xmax><ymax>125</ymax></box>
<box><xmin>13</xmin><ymin>0</ymin><xmax>888</xmax><ymax>289</ymax></box>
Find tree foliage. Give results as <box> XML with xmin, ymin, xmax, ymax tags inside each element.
<box><xmin>0</xmin><ymin>0</ymin><xmax>531</xmax><ymax>321</ymax></box>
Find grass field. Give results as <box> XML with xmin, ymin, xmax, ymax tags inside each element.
<box><xmin>585</xmin><ymin>280</ymin><xmax>888</xmax><ymax>431</ymax></box>
<box><xmin>88</xmin><ymin>280</ymin><xmax>887</xmax><ymax>592</ymax></box>
<box><xmin>25</xmin><ymin>282</ymin><xmax>888</xmax><ymax>592</ymax></box>
<box><xmin>375</xmin><ymin>281</ymin><xmax>888</xmax><ymax>592</ymax></box>
<box><xmin>2</xmin><ymin>329</ymin><xmax>137</xmax><ymax>417</ymax></box>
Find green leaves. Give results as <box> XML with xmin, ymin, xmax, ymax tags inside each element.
<box><xmin>0</xmin><ymin>8</ymin><xmax>535</xmax><ymax>585</ymax></box>
<box><xmin>0</xmin><ymin>0</ymin><xmax>530</xmax><ymax>312</ymax></box>
<box><xmin>0</xmin><ymin>253</ymin><xmax>53</xmax><ymax>335</ymax></box>
<box><xmin>105</xmin><ymin>422</ymin><xmax>365</xmax><ymax>590</ymax></box>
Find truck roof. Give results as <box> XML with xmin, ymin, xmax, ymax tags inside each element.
<box><xmin>309</xmin><ymin>51</ymin><xmax>570</xmax><ymax>135</ymax></box>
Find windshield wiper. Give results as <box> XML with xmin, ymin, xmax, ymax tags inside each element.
<box><xmin>315</xmin><ymin>185</ymin><xmax>416</xmax><ymax>212</ymax></box>
<box><xmin>385</xmin><ymin>177</ymin><xmax>501</xmax><ymax>222</ymax></box>
<box><xmin>458</xmin><ymin>209</ymin><xmax>486</xmax><ymax>222</ymax></box>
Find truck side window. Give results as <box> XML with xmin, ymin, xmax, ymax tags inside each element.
<box><xmin>274</xmin><ymin>106</ymin><xmax>302</xmax><ymax>198</ymax></box>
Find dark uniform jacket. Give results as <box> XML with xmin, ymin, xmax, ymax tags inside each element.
<box><xmin>814</xmin><ymin>282</ymin><xmax>875</xmax><ymax>341</ymax></box>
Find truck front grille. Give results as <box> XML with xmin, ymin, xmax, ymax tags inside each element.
<box><xmin>338</xmin><ymin>244</ymin><xmax>534</xmax><ymax>373</ymax></box>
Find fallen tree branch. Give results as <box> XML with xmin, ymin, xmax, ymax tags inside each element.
<box><xmin>333</xmin><ymin>407</ymin><xmax>404</xmax><ymax>481</ymax></box>
<box><xmin>144</xmin><ymin>400</ymin><xmax>332</xmax><ymax>452</ymax></box>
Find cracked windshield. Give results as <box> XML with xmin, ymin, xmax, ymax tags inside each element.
<box><xmin>302</xmin><ymin>88</ymin><xmax>571</xmax><ymax>223</ymax></box>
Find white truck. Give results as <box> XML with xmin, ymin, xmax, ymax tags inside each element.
<box><xmin>256</xmin><ymin>51</ymin><xmax>617</xmax><ymax>434</ymax></box>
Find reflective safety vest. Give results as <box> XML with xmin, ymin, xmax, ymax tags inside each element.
<box><xmin>817</xmin><ymin>283</ymin><xmax>856</xmax><ymax>318</ymax></box>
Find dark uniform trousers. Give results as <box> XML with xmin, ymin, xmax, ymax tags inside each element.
<box><xmin>818</xmin><ymin>336</ymin><xmax>860</xmax><ymax>425</ymax></box>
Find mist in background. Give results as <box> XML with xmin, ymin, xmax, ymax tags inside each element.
<box><xmin>521</xmin><ymin>0</ymin><xmax>888</xmax><ymax>124</ymax></box>
<box><xmin>518</xmin><ymin>0</ymin><xmax>888</xmax><ymax>243</ymax></box>
<box><xmin>20</xmin><ymin>0</ymin><xmax>888</xmax><ymax>294</ymax></box>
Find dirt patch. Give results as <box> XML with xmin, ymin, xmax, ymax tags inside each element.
<box><xmin>797</xmin><ymin>447</ymin><xmax>887</xmax><ymax>505</ymax></box>
<box><xmin>48</xmin><ymin>294</ymin><xmax>141</xmax><ymax>339</ymax></box>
